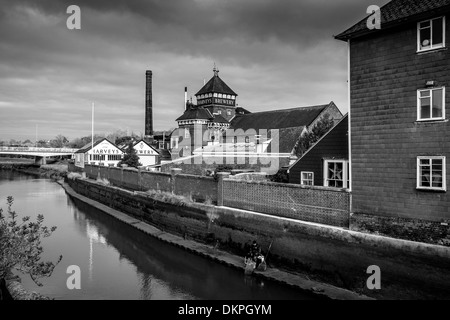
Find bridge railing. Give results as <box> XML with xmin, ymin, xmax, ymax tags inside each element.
<box><xmin>0</xmin><ymin>147</ymin><xmax>78</xmax><ymax>153</ymax></box>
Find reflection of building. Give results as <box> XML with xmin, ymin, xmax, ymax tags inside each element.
<box><xmin>74</xmin><ymin>138</ymin><xmax>124</xmax><ymax>168</ymax></box>
<box><xmin>335</xmin><ymin>1</ymin><xmax>450</xmax><ymax>238</ymax></box>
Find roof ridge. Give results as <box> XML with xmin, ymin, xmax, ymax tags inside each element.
<box><xmin>242</xmin><ymin>104</ymin><xmax>329</xmax><ymax>115</ymax></box>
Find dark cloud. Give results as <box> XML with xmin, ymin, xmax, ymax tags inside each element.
<box><xmin>0</xmin><ymin>0</ymin><xmax>389</xmax><ymax>141</ymax></box>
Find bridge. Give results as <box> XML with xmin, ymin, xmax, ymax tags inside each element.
<box><xmin>0</xmin><ymin>147</ymin><xmax>79</xmax><ymax>164</ymax></box>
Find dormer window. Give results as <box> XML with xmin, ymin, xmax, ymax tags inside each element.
<box><xmin>418</xmin><ymin>17</ymin><xmax>445</xmax><ymax>52</ymax></box>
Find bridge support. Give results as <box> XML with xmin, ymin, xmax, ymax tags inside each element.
<box><xmin>34</xmin><ymin>156</ymin><xmax>47</xmax><ymax>165</ymax></box>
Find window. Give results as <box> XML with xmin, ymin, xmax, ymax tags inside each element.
<box><xmin>417</xmin><ymin>156</ymin><xmax>446</xmax><ymax>191</ymax></box>
<box><xmin>417</xmin><ymin>87</ymin><xmax>445</xmax><ymax>121</ymax></box>
<box><xmin>108</xmin><ymin>155</ymin><xmax>122</xmax><ymax>161</ymax></box>
<box><xmin>301</xmin><ymin>172</ymin><xmax>314</xmax><ymax>186</ymax></box>
<box><xmin>184</xmin><ymin>129</ymin><xmax>190</xmax><ymax>139</ymax></box>
<box><xmin>418</xmin><ymin>17</ymin><xmax>445</xmax><ymax>52</ymax></box>
<box><xmin>324</xmin><ymin>160</ymin><xmax>349</xmax><ymax>188</ymax></box>
<box><xmin>91</xmin><ymin>154</ymin><xmax>105</xmax><ymax>161</ymax></box>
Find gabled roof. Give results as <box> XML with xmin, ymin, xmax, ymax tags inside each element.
<box><xmin>157</xmin><ymin>149</ymin><xmax>172</xmax><ymax>160</ymax></box>
<box><xmin>288</xmin><ymin>114</ymin><xmax>349</xmax><ymax>170</ymax></box>
<box><xmin>176</xmin><ymin>106</ymin><xmax>213</xmax><ymax>121</ymax></box>
<box><xmin>195</xmin><ymin>70</ymin><xmax>237</xmax><ymax>96</ymax></box>
<box><xmin>211</xmin><ymin>114</ymin><xmax>229</xmax><ymax>124</ymax></box>
<box><xmin>335</xmin><ymin>0</ymin><xmax>450</xmax><ymax>41</ymax></box>
<box><xmin>230</xmin><ymin>102</ymin><xmax>336</xmax><ymax>131</ymax></box>
<box><xmin>132</xmin><ymin>139</ymin><xmax>160</xmax><ymax>154</ymax></box>
<box><xmin>75</xmin><ymin>138</ymin><xmax>119</xmax><ymax>154</ymax></box>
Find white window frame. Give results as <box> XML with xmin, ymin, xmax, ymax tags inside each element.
<box><xmin>323</xmin><ymin>160</ymin><xmax>349</xmax><ymax>189</ymax></box>
<box><xmin>417</xmin><ymin>16</ymin><xmax>446</xmax><ymax>53</ymax></box>
<box><xmin>417</xmin><ymin>87</ymin><xmax>446</xmax><ymax>121</ymax></box>
<box><xmin>184</xmin><ymin>129</ymin><xmax>190</xmax><ymax>139</ymax></box>
<box><xmin>301</xmin><ymin>171</ymin><xmax>314</xmax><ymax>186</ymax></box>
<box><xmin>417</xmin><ymin>156</ymin><xmax>447</xmax><ymax>191</ymax></box>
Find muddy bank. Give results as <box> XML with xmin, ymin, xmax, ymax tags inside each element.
<box><xmin>0</xmin><ymin>163</ymin><xmax>68</xmax><ymax>180</ymax></box>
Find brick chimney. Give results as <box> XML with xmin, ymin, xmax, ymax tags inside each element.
<box><xmin>145</xmin><ymin>70</ymin><xmax>153</xmax><ymax>137</ymax></box>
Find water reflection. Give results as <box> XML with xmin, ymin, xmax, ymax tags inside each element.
<box><xmin>0</xmin><ymin>171</ymin><xmax>314</xmax><ymax>300</ymax></box>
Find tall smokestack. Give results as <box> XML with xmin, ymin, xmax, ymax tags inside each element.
<box><xmin>145</xmin><ymin>70</ymin><xmax>153</xmax><ymax>137</ymax></box>
<box><xmin>184</xmin><ymin>87</ymin><xmax>187</xmax><ymax>110</ymax></box>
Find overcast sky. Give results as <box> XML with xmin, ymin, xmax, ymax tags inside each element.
<box><xmin>0</xmin><ymin>0</ymin><xmax>389</xmax><ymax>141</ymax></box>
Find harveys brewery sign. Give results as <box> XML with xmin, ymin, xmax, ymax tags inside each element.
<box><xmin>74</xmin><ymin>138</ymin><xmax>124</xmax><ymax>168</ymax></box>
<box><xmin>132</xmin><ymin>140</ymin><xmax>159</xmax><ymax>166</ymax></box>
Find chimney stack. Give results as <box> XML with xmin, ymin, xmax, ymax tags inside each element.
<box><xmin>184</xmin><ymin>87</ymin><xmax>187</xmax><ymax>110</ymax></box>
<box><xmin>145</xmin><ymin>70</ymin><xmax>153</xmax><ymax>137</ymax></box>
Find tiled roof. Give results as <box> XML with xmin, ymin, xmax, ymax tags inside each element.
<box><xmin>157</xmin><ymin>149</ymin><xmax>172</xmax><ymax>160</ymax></box>
<box><xmin>230</xmin><ymin>102</ymin><xmax>335</xmax><ymax>131</ymax></box>
<box><xmin>75</xmin><ymin>138</ymin><xmax>118</xmax><ymax>154</ymax></box>
<box><xmin>176</xmin><ymin>106</ymin><xmax>213</xmax><ymax>121</ymax></box>
<box><xmin>211</xmin><ymin>114</ymin><xmax>229</xmax><ymax>124</ymax></box>
<box><xmin>195</xmin><ymin>73</ymin><xmax>237</xmax><ymax>96</ymax></box>
<box><xmin>335</xmin><ymin>0</ymin><xmax>450</xmax><ymax>40</ymax></box>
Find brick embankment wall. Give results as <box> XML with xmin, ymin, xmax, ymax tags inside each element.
<box><xmin>351</xmin><ymin>213</ymin><xmax>450</xmax><ymax>247</ymax></box>
<box><xmin>80</xmin><ymin>164</ymin><xmax>217</xmax><ymax>204</ymax></box>
<box><xmin>67</xmin><ymin>177</ymin><xmax>450</xmax><ymax>299</ymax></box>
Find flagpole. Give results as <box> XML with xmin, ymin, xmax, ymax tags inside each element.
<box><xmin>91</xmin><ymin>102</ymin><xmax>94</xmax><ymax>158</ymax></box>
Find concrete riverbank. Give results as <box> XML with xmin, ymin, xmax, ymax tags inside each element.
<box><xmin>59</xmin><ymin>179</ymin><xmax>370</xmax><ymax>300</ymax></box>
<box><xmin>65</xmin><ymin>176</ymin><xmax>450</xmax><ymax>300</ymax></box>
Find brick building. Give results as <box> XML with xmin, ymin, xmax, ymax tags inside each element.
<box><xmin>173</xmin><ymin>66</ymin><xmax>236</xmax><ymax>157</ymax></box>
<box><xmin>336</xmin><ymin>0</ymin><xmax>450</xmax><ymax>243</ymax></box>
<box><xmin>170</xmin><ymin>66</ymin><xmax>343</xmax><ymax>174</ymax></box>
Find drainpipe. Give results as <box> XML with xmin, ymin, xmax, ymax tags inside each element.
<box><xmin>347</xmin><ymin>40</ymin><xmax>353</xmax><ymax>213</ymax></box>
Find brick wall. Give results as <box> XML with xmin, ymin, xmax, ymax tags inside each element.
<box><xmin>350</xmin><ymin>17</ymin><xmax>450</xmax><ymax>222</ymax></box>
<box><xmin>67</xmin><ymin>177</ymin><xmax>450</xmax><ymax>299</ymax></box>
<box><xmin>351</xmin><ymin>213</ymin><xmax>450</xmax><ymax>246</ymax></box>
<box><xmin>140</xmin><ymin>171</ymin><xmax>172</xmax><ymax>193</ymax></box>
<box><xmin>68</xmin><ymin>163</ymin><xmax>83</xmax><ymax>173</ymax></box>
<box><xmin>174</xmin><ymin>174</ymin><xmax>217</xmax><ymax>204</ymax></box>
<box><xmin>223</xmin><ymin>179</ymin><xmax>350</xmax><ymax>227</ymax></box>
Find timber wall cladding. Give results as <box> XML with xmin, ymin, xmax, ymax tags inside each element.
<box><xmin>223</xmin><ymin>179</ymin><xmax>350</xmax><ymax>227</ymax></box>
<box><xmin>350</xmin><ymin>18</ymin><xmax>450</xmax><ymax>221</ymax></box>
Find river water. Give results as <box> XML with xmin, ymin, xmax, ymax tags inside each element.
<box><xmin>0</xmin><ymin>171</ymin><xmax>314</xmax><ymax>300</ymax></box>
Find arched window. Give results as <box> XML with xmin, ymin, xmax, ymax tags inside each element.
<box><xmin>245</xmin><ymin>136</ymin><xmax>250</xmax><ymax>143</ymax></box>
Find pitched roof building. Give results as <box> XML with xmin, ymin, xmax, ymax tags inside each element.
<box><xmin>335</xmin><ymin>0</ymin><xmax>450</xmax><ymax>243</ymax></box>
<box><xmin>171</xmin><ymin>67</ymin><xmax>342</xmax><ymax>174</ymax></box>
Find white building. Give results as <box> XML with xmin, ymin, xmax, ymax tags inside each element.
<box><xmin>131</xmin><ymin>140</ymin><xmax>159</xmax><ymax>167</ymax></box>
<box><xmin>74</xmin><ymin>138</ymin><xmax>124</xmax><ymax>168</ymax></box>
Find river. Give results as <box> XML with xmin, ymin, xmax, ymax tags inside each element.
<box><xmin>0</xmin><ymin>171</ymin><xmax>315</xmax><ymax>300</ymax></box>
